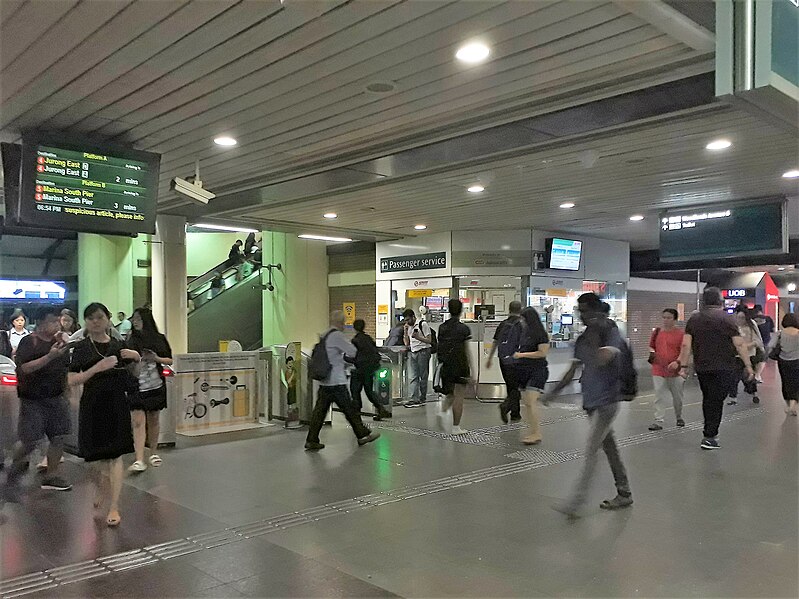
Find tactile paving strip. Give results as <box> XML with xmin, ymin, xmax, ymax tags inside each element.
<box><xmin>0</xmin><ymin>406</ymin><xmax>763</xmax><ymax>597</ymax></box>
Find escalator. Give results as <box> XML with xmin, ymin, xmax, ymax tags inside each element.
<box><xmin>187</xmin><ymin>260</ymin><xmax>263</xmax><ymax>352</ymax></box>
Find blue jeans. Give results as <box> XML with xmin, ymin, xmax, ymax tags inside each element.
<box><xmin>409</xmin><ymin>349</ymin><xmax>431</xmax><ymax>402</ymax></box>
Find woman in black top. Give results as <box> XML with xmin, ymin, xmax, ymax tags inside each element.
<box><xmin>436</xmin><ymin>299</ymin><xmax>472</xmax><ymax>435</ymax></box>
<box><xmin>126</xmin><ymin>308</ymin><xmax>173</xmax><ymax>472</ymax></box>
<box><xmin>68</xmin><ymin>303</ymin><xmax>140</xmax><ymax>527</ymax></box>
<box><xmin>512</xmin><ymin>307</ymin><xmax>550</xmax><ymax>445</ymax></box>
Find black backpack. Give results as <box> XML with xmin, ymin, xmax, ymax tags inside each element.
<box><xmin>417</xmin><ymin>320</ymin><xmax>438</xmax><ymax>354</ymax></box>
<box><xmin>598</xmin><ymin>321</ymin><xmax>637</xmax><ymax>400</ymax></box>
<box><xmin>309</xmin><ymin>330</ymin><xmax>334</xmax><ymax>381</ymax></box>
<box><xmin>498</xmin><ymin>318</ymin><xmax>523</xmax><ymax>364</ymax></box>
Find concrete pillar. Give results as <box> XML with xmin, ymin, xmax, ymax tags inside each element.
<box><xmin>262</xmin><ymin>231</ymin><xmax>329</xmax><ymax>351</ymax></box>
<box><xmin>77</xmin><ymin>233</ymin><xmax>133</xmax><ymax>319</ymax></box>
<box><xmin>152</xmin><ymin>215</ymin><xmax>188</xmax><ymax>354</ymax></box>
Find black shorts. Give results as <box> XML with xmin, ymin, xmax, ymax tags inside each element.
<box><xmin>129</xmin><ymin>385</ymin><xmax>167</xmax><ymax>412</ymax></box>
<box><xmin>18</xmin><ymin>396</ymin><xmax>71</xmax><ymax>447</ymax></box>
<box><xmin>514</xmin><ymin>364</ymin><xmax>548</xmax><ymax>392</ymax></box>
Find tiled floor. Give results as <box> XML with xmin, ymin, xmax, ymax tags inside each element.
<box><xmin>1</xmin><ymin>366</ymin><xmax>797</xmax><ymax>598</ymax></box>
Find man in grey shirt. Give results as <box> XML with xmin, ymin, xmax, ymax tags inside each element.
<box><xmin>305</xmin><ymin>311</ymin><xmax>380</xmax><ymax>451</ymax></box>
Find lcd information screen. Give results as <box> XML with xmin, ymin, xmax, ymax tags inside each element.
<box><xmin>659</xmin><ymin>200</ymin><xmax>787</xmax><ymax>262</ymax></box>
<box><xmin>19</xmin><ymin>135</ymin><xmax>160</xmax><ymax>235</ymax></box>
<box><xmin>547</xmin><ymin>238</ymin><xmax>582</xmax><ymax>271</ymax></box>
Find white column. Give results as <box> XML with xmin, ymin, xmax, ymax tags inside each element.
<box><xmin>152</xmin><ymin>215</ymin><xmax>187</xmax><ymax>354</ymax></box>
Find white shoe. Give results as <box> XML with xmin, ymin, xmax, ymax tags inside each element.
<box><xmin>128</xmin><ymin>460</ymin><xmax>147</xmax><ymax>473</ymax></box>
<box><xmin>451</xmin><ymin>426</ymin><xmax>468</xmax><ymax>435</ymax></box>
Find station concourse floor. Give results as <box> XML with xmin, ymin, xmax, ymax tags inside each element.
<box><xmin>1</xmin><ymin>367</ymin><xmax>797</xmax><ymax>598</ymax></box>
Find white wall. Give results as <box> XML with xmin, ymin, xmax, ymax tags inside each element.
<box><xmin>186</xmin><ymin>232</ymin><xmax>244</xmax><ymax>277</ymax></box>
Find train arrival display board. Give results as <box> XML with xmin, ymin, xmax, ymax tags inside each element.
<box><xmin>20</xmin><ymin>134</ymin><xmax>160</xmax><ymax>235</ymax></box>
<box><xmin>659</xmin><ymin>199</ymin><xmax>787</xmax><ymax>262</ymax></box>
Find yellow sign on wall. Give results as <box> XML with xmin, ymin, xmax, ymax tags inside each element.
<box><xmin>408</xmin><ymin>289</ymin><xmax>433</xmax><ymax>298</ymax></box>
<box><xmin>377</xmin><ymin>304</ymin><xmax>389</xmax><ymax>314</ymax></box>
<box><xmin>343</xmin><ymin>302</ymin><xmax>356</xmax><ymax>325</ymax></box>
<box><xmin>546</xmin><ymin>288</ymin><xmax>569</xmax><ymax>297</ymax></box>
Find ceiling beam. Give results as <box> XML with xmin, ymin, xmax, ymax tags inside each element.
<box><xmin>612</xmin><ymin>0</ymin><xmax>715</xmax><ymax>52</ymax></box>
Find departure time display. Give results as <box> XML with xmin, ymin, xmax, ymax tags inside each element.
<box><xmin>20</xmin><ymin>135</ymin><xmax>160</xmax><ymax>235</ymax></box>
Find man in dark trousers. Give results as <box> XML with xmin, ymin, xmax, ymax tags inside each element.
<box><xmin>485</xmin><ymin>300</ymin><xmax>523</xmax><ymax>423</ymax></box>
<box><xmin>546</xmin><ymin>293</ymin><xmax>632</xmax><ymax>517</ymax></box>
<box><xmin>226</xmin><ymin>240</ymin><xmax>244</xmax><ymax>267</ymax></box>
<box><xmin>676</xmin><ymin>287</ymin><xmax>753</xmax><ymax>450</ymax></box>
<box><xmin>349</xmin><ymin>319</ymin><xmax>390</xmax><ymax>421</ymax></box>
<box><xmin>4</xmin><ymin>307</ymin><xmax>72</xmax><ymax>500</ymax></box>
<box><xmin>305</xmin><ymin>311</ymin><xmax>380</xmax><ymax>451</ymax></box>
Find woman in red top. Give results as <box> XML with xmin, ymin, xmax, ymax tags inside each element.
<box><xmin>648</xmin><ymin>309</ymin><xmax>686</xmax><ymax>430</ymax></box>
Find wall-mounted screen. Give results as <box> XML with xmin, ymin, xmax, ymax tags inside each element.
<box><xmin>0</xmin><ymin>280</ymin><xmax>66</xmax><ymax>301</ymax></box>
<box><xmin>546</xmin><ymin>238</ymin><xmax>582</xmax><ymax>271</ymax></box>
<box><xmin>18</xmin><ymin>133</ymin><xmax>161</xmax><ymax>235</ymax></box>
<box><xmin>659</xmin><ymin>199</ymin><xmax>787</xmax><ymax>262</ymax></box>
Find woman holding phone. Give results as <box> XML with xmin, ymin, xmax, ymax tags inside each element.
<box><xmin>68</xmin><ymin>303</ymin><xmax>139</xmax><ymax>526</ymax></box>
<box><xmin>126</xmin><ymin>307</ymin><xmax>173</xmax><ymax>472</ymax></box>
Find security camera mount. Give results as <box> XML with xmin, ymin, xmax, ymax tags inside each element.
<box><xmin>254</xmin><ymin>263</ymin><xmax>282</xmax><ymax>292</ymax></box>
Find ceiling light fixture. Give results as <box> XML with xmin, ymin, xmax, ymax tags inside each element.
<box><xmin>213</xmin><ymin>136</ymin><xmax>238</xmax><ymax>146</ymax></box>
<box><xmin>705</xmin><ymin>139</ymin><xmax>732</xmax><ymax>150</ymax></box>
<box><xmin>788</xmin><ymin>283</ymin><xmax>797</xmax><ymax>293</ymax></box>
<box><xmin>194</xmin><ymin>223</ymin><xmax>258</xmax><ymax>233</ymax></box>
<box><xmin>629</xmin><ymin>215</ymin><xmax>645</xmax><ymax>222</ymax></box>
<box><xmin>414</xmin><ymin>225</ymin><xmax>427</xmax><ymax>230</ymax></box>
<box><xmin>782</xmin><ymin>169</ymin><xmax>799</xmax><ymax>179</ymax></box>
<box><xmin>467</xmin><ymin>184</ymin><xmax>485</xmax><ymax>193</ymax></box>
<box><xmin>323</xmin><ymin>213</ymin><xmax>337</xmax><ymax>219</ymax></box>
<box><xmin>298</xmin><ymin>234</ymin><xmax>353</xmax><ymax>242</ymax></box>
<box><xmin>559</xmin><ymin>202</ymin><xmax>575</xmax><ymax>209</ymax></box>
<box><xmin>455</xmin><ymin>41</ymin><xmax>490</xmax><ymax>64</ymax></box>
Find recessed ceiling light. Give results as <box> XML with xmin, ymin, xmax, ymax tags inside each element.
<box><xmin>467</xmin><ymin>184</ymin><xmax>485</xmax><ymax>193</ymax></box>
<box><xmin>365</xmin><ymin>81</ymin><xmax>396</xmax><ymax>94</ymax></box>
<box><xmin>414</xmin><ymin>224</ymin><xmax>427</xmax><ymax>230</ymax></box>
<box><xmin>789</xmin><ymin>283</ymin><xmax>797</xmax><ymax>293</ymax></box>
<box><xmin>194</xmin><ymin>223</ymin><xmax>258</xmax><ymax>233</ymax></box>
<box><xmin>778</xmin><ymin>267</ymin><xmax>786</xmax><ymax>271</ymax></box>
<box><xmin>298</xmin><ymin>234</ymin><xmax>353</xmax><ymax>242</ymax></box>
<box><xmin>629</xmin><ymin>215</ymin><xmax>645</xmax><ymax>222</ymax></box>
<box><xmin>782</xmin><ymin>169</ymin><xmax>799</xmax><ymax>179</ymax></box>
<box><xmin>213</xmin><ymin>136</ymin><xmax>237</xmax><ymax>146</ymax></box>
<box><xmin>559</xmin><ymin>202</ymin><xmax>575</xmax><ymax>209</ymax></box>
<box><xmin>706</xmin><ymin>139</ymin><xmax>732</xmax><ymax>150</ymax></box>
<box><xmin>323</xmin><ymin>213</ymin><xmax>337</xmax><ymax>219</ymax></box>
<box><xmin>456</xmin><ymin>42</ymin><xmax>490</xmax><ymax>64</ymax></box>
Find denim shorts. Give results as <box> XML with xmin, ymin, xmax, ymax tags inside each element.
<box><xmin>18</xmin><ymin>396</ymin><xmax>71</xmax><ymax>447</ymax></box>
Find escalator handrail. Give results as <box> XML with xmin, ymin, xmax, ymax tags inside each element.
<box><xmin>188</xmin><ymin>259</ymin><xmax>240</xmax><ymax>294</ymax></box>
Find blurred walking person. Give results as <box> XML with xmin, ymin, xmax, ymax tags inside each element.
<box><xmin>771</xmin><ymin>313</ymin><xmax>799</xmax><ymax>416</ymax></box>
<box><xmin>349</xmin><ymin>319</ymin><xmax>390</xmax><ymax>421</ymax></box>
<box><xmin>436</xmin><ymin>299</ymin><xmax>472</xmax><ymax>435</ymax></box>
<box><xmin>486</xmin><ymin>301</ymin><xmax>523</xmax><ymax>424</ymax></box>
<box><xmin>511</xmin><ymin>307</ymin><xmax>550</xmax><ymax>445</ymax></box>
<box><xmin>727</xmin><ymin>306</ymin><xmax>763</xmax><ymax>405</ymax></box>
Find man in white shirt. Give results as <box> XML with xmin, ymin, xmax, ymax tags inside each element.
<box><xmin>115</xmin><ymin>312</ymin><xmax>132</xmax><ymax>338</ymax></box>
<box><xmin>304</xmin><ymin>311</ymin><xmax>380</xmax><ymax>451</ymax></box>
<box><xmin>404</xmin><ymin>308</ymin><xmax>432</xmax><ymax>408</ymax></box>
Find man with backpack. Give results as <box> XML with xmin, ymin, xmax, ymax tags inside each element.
<box><xmin>305</xmin><ymin>311</ymin><xmax>380</xmax><ymax>451</ymax></box>
<box><xmin>486</xmin><ymin>301</ymin><xmax>523</xmax><ymax>423</ymax></box>
<box><xmin>545</xmin><ymin>292</ymin><xmax>633</xmax><ymax>517</ymax></box>
<box><xmin>403</xmin><ymin>308</ymin><xmax>433</xmax><ymax>408</ymax></box>
<box><xmin>349</xmin><ymin>319</ymin><xmax>391</xmax><ymax>421</ymax></box>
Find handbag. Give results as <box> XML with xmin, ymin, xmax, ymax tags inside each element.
<box><xmin>769</xmin><ymin>333</ymin><xmax>782</xmax><ymax>361</ymax></box>
<box><xmin>647</xmin><ymin>328</ymin><xmax>660</xmax><ymax>365</ymax></box>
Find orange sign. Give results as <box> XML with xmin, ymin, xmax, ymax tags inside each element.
<box><xmin>546</xmin><ymin>288</ymin><xmax>569</xmax><ymax>297</ymax></box>
<box><xmin>408</xmin><ymin>289</ymin><xmax>433</xmax><ymax>298</ymax></box>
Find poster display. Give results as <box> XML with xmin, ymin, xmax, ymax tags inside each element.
<box><xmin>174</xmin><ymin>352</ymin><xmax>260</xmax><ymax>434</ymax></box>
<box><xmin>343</xmin><ymin>302</ymin><xmax>356</xmax><ymax>325</ymax></box>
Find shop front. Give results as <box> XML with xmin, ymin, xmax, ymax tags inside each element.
<box><xmin>716</xmin><ymin>272</ymin><xmax>780</xmax><ymax>321</ymax></box>
<box><xmin>375</xmin><ymin>230</ymin><xmax>630</xmax><ymax>399</ymax></box>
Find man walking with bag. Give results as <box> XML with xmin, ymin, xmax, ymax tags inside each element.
<box><xmin>486</xmin><ymin>301</ymin><xmax>523</xmax><ymax>423</ymax></box>
<box><xmin>648</xmin><ymin>308</ymin><xmax>685</xmax><ymax>430</ymax></box>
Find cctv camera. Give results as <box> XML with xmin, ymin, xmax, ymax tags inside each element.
<box><xmin>170</xmin><ymin>177</ymin><xmax>216</xmax><ymax>205</ymax></box>
<box><xmin>267</xmin><ymin>283</ymin><xmax>275</xmax><ymax>292</ymax></box>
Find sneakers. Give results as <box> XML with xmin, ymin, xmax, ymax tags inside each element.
<box><xmin>148</xmin><ymin>454</ymin><xmax>163</xmax><ymax>467</ymax></box>
<box><xmin>357</xmin><ymin>431</ymin><xmax>381</xmax><ymax>446</ymax></box>
<box><xmin>404</xmin><ymin>400</ymin><xmax>425</xmax><ymax>408</ymax></box>
<box><xmin>451</xmin><ymin>426</ymin><xmax>468</xmax><ymax>435</ymax></box>
<box><xmin>40</xmin><ymin>477</ymin><xmax>72</xmax><ymax>491</ymax></box>
<box><xmin>304</xmin><ymin>441</ymin><xmax>325</xmax><ymax>451</ymax></box>
<box><xmin>701</xmin><ymin>437</ymin><xmax>720</xmax><ymax>450</ymax></box>
<box><xmin>510</xmin><ymin>415</ymin><xmax>523</xmax><ymax>422</ymax></box>
<box><xmin>727</xmin><ymin>399</ymin><xmax>737</xmax><ymax>406</ymax></box>
<box><xmin>498</xmin><ymin>404</ymin><xmax>510</xmax><ymax>424</ymax></box>
<box><xmin>648</xmin><ymin>423</ymin><xmax>663</xmax><ymax>431</ymax></box>
<box><xmin>600</xmin><ymin>494</ymin><xmax>633</xmax><ymax>510</ymax></box>
<box><xmin>676</xmin><ymin>418</ymin><xmax>685</xmax><ymax>427</ymax></box>
<box><xmin>373</xmin><ymin>409</ymin><xmax>391</xmax><ymax>421</ymax></box>
<box><xmin>128</xmin><ymin>460</ymin><xmax>147</xmax><ymax>473</ymax></box>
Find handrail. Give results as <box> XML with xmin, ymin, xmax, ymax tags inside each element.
<box><xmin>188</xmin><ymin>265</ymin><xmax>262</xmax><ymax>313</ymax></box>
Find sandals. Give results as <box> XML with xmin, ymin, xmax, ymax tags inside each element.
<box><xmin>600</xmin><ymin>494</ymin><xmax>634</xmax><ymax>510</ymax></box>
<box><xmin>106</xmin><ymin>510</ymin><xmax>121</xmax><ymax>527</ymax></box>
<box><xmin>148</xmin><ymin>455</ymin><xmax>163</xmax><ymax>467</ymax></box>
<box><xmin>128</xmin><ymin>460</ymin><xmax>147</xmax><ymax>473</ymax></box>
